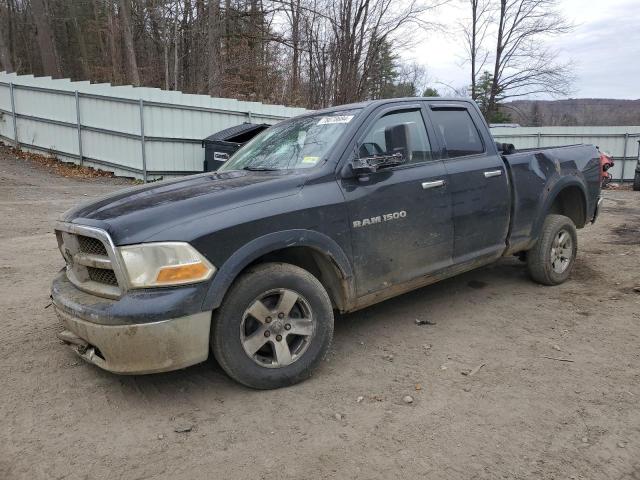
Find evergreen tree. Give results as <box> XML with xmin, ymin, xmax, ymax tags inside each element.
<box><xmin>473</xmin><ymin>71</ymin><xmax>511</xmax><ymax>123</ymax></box>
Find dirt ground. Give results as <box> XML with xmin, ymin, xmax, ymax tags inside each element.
<box><xmin>1</xmin><ymin>146</ymin><xmax>639</xmax><ymax>480</ymax></box>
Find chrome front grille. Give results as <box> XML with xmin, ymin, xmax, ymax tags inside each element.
<box><xmin>55</xmin><ymin>223</ymin><xmax>124</xmax><ymax>298</ymax></box>
<box><xmin>77</xmin><ymin>235</ymin><xmax>108</xmax><ymax>256</ymax></box>
<box><xmin>87</xmin><ymin>266</ymin><xmax>118</xmax><ymax>286</ymax></box>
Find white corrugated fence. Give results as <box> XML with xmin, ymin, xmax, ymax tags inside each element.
<box><xmin>1</xmin><ymin>71</ymin><xmax>638</xmax><ymax>182</ymax></box>
<box><xmin>0</xmin><ymin>72</ymin><xmax>307</xmax><ymax>180</ymax></box>
<box><xmin>491</xmin><ymin>125</ymin><xmax>640</xmax><ymax>181</ymax></box>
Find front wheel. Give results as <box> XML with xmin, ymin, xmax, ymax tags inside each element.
<box><xmin>211</xmin><ymin>262</ymin><xmax>334</xmax><ymax>389</ymax></box>
<box><xmin>527</xmin><ymin>214</ymin><xmax>578</xmax><ymax>286</ymax></box>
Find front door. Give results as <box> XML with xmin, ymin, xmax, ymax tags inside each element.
<box><xmin>339</xmin><ymin>106</ymin><xmax>454</xmax><ymax>296</ymax></box>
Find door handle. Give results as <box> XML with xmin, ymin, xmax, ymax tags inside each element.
<box><xmin>484</xmin><ymin>170</ymin><xmax>502</xmax><ymax>178</ymax></box>
<box><xmin>421</xmin><ymin>179</ymin><xmax>445</xmax><ymax>189</ymax></box>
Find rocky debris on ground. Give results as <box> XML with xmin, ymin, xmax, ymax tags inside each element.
<box><xmin>173</xmin><ymin>424</ymin><xmax>194</xmax><ymax>433</ymax></box>
<box><xmin>415</xmin><ymin>318</ymin><xmax>436</xmax><ymax>326</ymax></box>
<box><xmin>402</xmin><ymin>395</ymin><xmax>414</xmax><ymax>404</ymax></box>
<box><xmin>462</xmin><ymin>363</ymin><xmax>486</xmax><ymax>376</ymax></box>
<box><xmin>356</xmin><ymin>396</ymin><xmax>364</xmax><ymax>403</ymax></box>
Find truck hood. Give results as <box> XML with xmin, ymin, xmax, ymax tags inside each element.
<box><xmin>60</xmin><ymin>170</ymin><xmax>306</xmax><ymax>245</ymax></box>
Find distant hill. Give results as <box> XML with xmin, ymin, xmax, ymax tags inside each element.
<box><xmin>499</xmin><ymin>99</ymin><xmax>640</xmax><ymax>127</ymax></box>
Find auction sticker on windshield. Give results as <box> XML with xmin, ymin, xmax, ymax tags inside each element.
<box><xmin>318</xmin><ymin>115</ymin><xmax>354</xmax><ymax>125</ymax></box>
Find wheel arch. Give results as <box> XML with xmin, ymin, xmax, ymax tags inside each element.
<box><xmin>532</xmin><ymin>179</ymin><xmax>588</xmax><ymax>242</ymax></box>
<box><xmin>202</xmin><ymin>230</ymin><xmax>355</xmax><ymax>313</ymax></box>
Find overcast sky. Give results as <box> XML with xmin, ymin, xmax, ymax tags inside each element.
<box><xmin>406</xmin><ymin>0</ymin><xmax>640</xmax><ymax>100</ymax></box>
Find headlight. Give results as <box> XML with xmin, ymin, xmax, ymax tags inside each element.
<box><xmin>118</xmin><ymin>242</ymin><xmax>215</xmax><ymax>288</ymax></box>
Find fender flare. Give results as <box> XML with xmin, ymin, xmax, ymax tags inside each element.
<box><xmin>531</xmin><ymin>176</ymin><xmax>588</xmax><ymax>241</ymax></box>
<box><xmin>201</xmin><ymin>229</ymin><xmax>355</xmax><ymax>311</ymax></box>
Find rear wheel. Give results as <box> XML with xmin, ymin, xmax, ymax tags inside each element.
<box><xmin>527</xmin><ymin>214</ymin><xmax>578</xmax><ymax>286</ymax></box>
<box><xmin>633</xmin><ymin>171</ymin><xmax>640</xmax><ymax>191</ymax></box>
<box><xmin>211</xmin><ymin>262</ymin><xmax>333</xmax><ymax>389</ymax></box>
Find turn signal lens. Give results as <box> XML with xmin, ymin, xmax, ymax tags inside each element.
<box><xmin>156</xmin><ymin>262</ymin><xmax>211</xmax><ymax>284</ymax></box>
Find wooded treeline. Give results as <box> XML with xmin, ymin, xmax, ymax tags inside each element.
<box><xmin>504</xmin><ymin>99</ymin><xmax>640</xmax><ymax>127</ymax></box>
<box><xmin>0</xmin><ymin>0</ymin><xmax>439</xmax><ymax>108</ymax></box>
<box><xmin>0</xmin><ymin>0</ymin><xmax>603</xmax><ymax>127</ymax></box>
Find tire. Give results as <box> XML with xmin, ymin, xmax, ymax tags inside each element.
<box><xmin>527</xmin><ymin>214</ymin><xmax>578</xmax><ymax>286</ymax></box>
<box><xmin>633</xmin><ymin>171</ymin><xmax>640</xmax><ymax>191</ymax></box>
<box><xmin>211</xmin><ymin>262</ymin><xmax>334</xmax><ymax>389</ymax></box>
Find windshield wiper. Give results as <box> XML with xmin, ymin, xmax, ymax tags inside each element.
<box><xmin>242</xmin><ymin>165</ymin><xmax>279</xmax><ymax>172</ymax></box>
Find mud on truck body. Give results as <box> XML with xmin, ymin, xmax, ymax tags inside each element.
<box><xmin>52</xmin><ymin>98</ymin><xmax>602</xmax><ymax>389</ymax></box>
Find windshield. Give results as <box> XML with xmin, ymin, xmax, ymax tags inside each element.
<box><xmin>219</xmin><ymin>109</ymin><xmax>361</xmax><ymax>172</ymax></box>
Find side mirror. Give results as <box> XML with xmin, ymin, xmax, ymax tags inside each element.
<box><xmin>350</xmin><ymin>152</ymin><xmax>404</xmax><ymax>175</ymax></box>
<box><xmin>495</xmin><ymin>142</ymin><xmax>515</xmax><ymax>154</ymax></box>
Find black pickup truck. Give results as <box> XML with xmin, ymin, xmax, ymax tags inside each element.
<box><xmin>52</xmin><ymin>98</ymin><xmax>603</xmax><ymax>389</ymax></box>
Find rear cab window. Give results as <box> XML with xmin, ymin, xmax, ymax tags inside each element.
<box><xmin>429</xmin><ymin>108</ymin><xmax>484</xmax><ymax>158</ymax></box>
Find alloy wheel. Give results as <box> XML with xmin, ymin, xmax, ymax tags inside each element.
<box><xmin>240</xmin><ymin>288</ymin><xmax>315</xmax><ymax>368</ymax></box>
<box><xmin>550</xmin><ymin>229</ymin><xmax>573</xmax><ymax>274</ymax></box>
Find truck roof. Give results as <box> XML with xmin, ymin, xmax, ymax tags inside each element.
<box><xmin>300</xmin><ymin>97</ymin><xmax>478</xmax><ymax>117</ymax></box>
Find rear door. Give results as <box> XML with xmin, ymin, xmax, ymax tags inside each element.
<box><xmin>338</xmin><ymin>104</ymin><xmax>453</xmax><ymax>296</ymax></box>
<box><xmin>426</xmin><ymin>103</ymin><xmax>510</xmax><ymax>263</ymax></box>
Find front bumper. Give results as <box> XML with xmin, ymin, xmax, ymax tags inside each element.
<box><xmin>52</xmin><ymin>271</ymin><xmax>211</xmax><ymax>374</ymax></box>
<box><xmin>55</xmin><ymin>308</ymin><xmax>210</xmax><ymax>374</ymax></box>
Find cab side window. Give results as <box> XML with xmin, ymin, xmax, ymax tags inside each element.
<box><xmin>430</xmin><ymin>109</ymin><xmax>484</xmax><ymax>158</ymax></box>
<box><xmin>359</xmin><ymin>110</ymin><xmax>432</xmax><ymax>165</ymax></box>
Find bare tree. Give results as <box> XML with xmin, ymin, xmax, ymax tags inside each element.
<box><xmin>486</xmin><ymin>0</ymin><xmax>573</xmax><ymax>119</ymax></box>
<box><xmin>460</xmin><ymin>0</ymin><xmax>491</xmax><ymax>100</ymax></box>
<box><xmin>0</xmin><ymin>0</ymin><xmax>17</xmax><ymax>72</ymax></box>
<box><xmin>118</xmin><ymin>0</ymin><xmax>141</xmax><ymax>85</ymax></box>
<box><xmin>284</xmin><ymin>0</ymin><xmax>302</xmax><ymax>101</ymax></box>
<box><xmin>300</xmin><ymin>0</ymin><xmax>333</xmax><ymax>107</ymax></box>
<box><xmin>69</xmin><ymin>1</ymin><xmax>90</xmax><ymax>79</ymax></box>
<box><xmin>30</xmin><ymin>0</ymin><xmax>61</xmax><ymax>77</ymax></box>
<box><xmin>105</xmin><ymin>2</ymin><xmax>120</xmax><ymax>83</ymax></box>
<box><xmin>173</xmin><ymin>6</ymin><xmax>180</xmax><ymax>89</ymax></box>
<box><xmin>0</xmin><ymin>23</ymin><xmax>13</xmax><ymax>71</ymax></box>
<box><xmin>319</xmin><ymin>0</ymin><xmax>443</xmax><ymax>104</ymax></box>
<box><xmin>207</xmin><ymin>0</ymin><xmax>223</xmax><ymax>95</ymax></box>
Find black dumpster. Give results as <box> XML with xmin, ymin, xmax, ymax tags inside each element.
<box><xmin>202</xmin><ymin>122</ymin><xmax>270</xmax><ymax>171</ymax></box>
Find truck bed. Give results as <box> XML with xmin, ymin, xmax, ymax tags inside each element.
<box><xmin>502</xmin><ymin>144</ymin><xmax>602</xmax><ymax>253</ymax></box>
